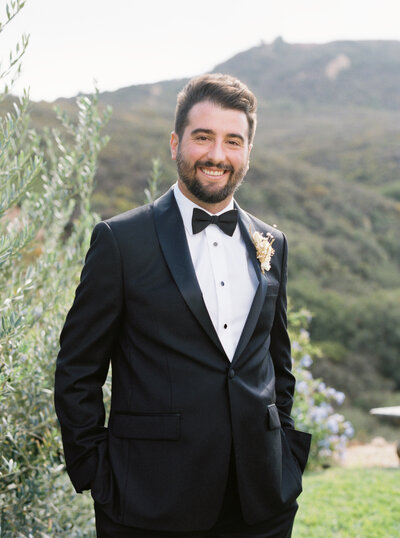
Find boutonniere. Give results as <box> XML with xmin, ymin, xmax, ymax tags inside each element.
<box><xmin>251</xmin><ymin>229</ymin><xmax>275</xmax><ymax>273</ymax></box>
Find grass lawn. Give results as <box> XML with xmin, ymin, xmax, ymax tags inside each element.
<box><xmin>293</xmin><ymin>466</ymin><xmax>400</xmax><ymax>537</ymax></box>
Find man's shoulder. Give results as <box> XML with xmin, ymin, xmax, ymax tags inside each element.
<box><xmin>89</xmin><ymin>204</ymin><xmax>155</xmax><ymax>253</ymax></box>
<box><xmin>103</xmin><ymin>188</ymin><xmax>174</xmax><ymax>233</ymax></box>
<box><xmin>106</xmin><ymin>203</ymin><xmax>152</xmax><ymax>228</ymax></box>
<box><xmin>99</xmin><ymin>200</ymin><xmax>157</xmax><ymax>241</ymax></box>
<box><xmin>91</xmin><ymin>189</ymin><xmax>176</xmax><ymax>252</ymax></box>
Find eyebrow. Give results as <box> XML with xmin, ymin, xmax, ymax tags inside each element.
<box><xmin>190</xmin><ymin>128</ymin><xmax>245</xmax><ymax>143</ymax></box>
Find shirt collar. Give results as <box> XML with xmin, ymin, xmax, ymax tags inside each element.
<box><xmin>173</xmin><ymin>182</ymin><xmax>235</xmax><ymax>236</ymax></box>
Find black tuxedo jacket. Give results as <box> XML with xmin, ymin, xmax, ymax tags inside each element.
<box><xmin>54</xmin><ymin>188</ymin><xmax>311</xmax><ymax>532</ymax></box>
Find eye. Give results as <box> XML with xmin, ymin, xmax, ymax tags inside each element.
<box><xmin>227</xmin><ymin>139</ymin><xmax>241</xmax><ymax>147</ymax></box>
<box><xmin>195</xmin><ymin>135</ymin><xmax>209</xmax><ymax>141</ymax></box>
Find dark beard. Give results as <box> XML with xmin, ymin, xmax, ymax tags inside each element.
<box><xmin>176</xmin><ymin>150</ymin><xmax>247</xmax><ymax>204</ymax></box>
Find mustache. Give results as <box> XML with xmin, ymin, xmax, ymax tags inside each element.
<box><xmin>195</xmin><ymin>160</ymin><xmax>234</xmax><ymax>173</ymax></box>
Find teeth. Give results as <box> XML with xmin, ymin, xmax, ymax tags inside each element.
<box><xmin>201</xmin><ymin>168</ymin><xmax>225</xmax><ymax>176</ymax></box>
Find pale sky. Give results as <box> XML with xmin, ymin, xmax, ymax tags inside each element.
<box><xmin>2</xmin><ymin>0</ymin><xmax>400</xmax><ymax>102</ymax></box>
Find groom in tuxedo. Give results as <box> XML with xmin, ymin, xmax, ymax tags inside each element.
<box><xmin>55</xmin><ymin>73</ymin><xmax>311</xmax><ymax>537</ymax></box>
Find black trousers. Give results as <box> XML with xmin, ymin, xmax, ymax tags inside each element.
<box><xmin>95</xmin><ymin>454</ymin><xmax>298</xmax><ymax>538</ymax></box>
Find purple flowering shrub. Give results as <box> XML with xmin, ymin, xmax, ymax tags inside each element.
<box><xmin>289</xmin><ymin>308</ymin><xmax>354</xmax><ymax>468</ymax></box>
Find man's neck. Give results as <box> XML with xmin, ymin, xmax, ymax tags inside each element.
<box><xmin>176</xmin><ymin>180</ymin><xmax>233</xmax><ymax>214</ymax></box>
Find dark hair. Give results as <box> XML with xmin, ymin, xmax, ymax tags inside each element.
<box><xmin>174</xmin><ymin>73</ymin><xmax>257</xmax><ymax>144</ymax></box>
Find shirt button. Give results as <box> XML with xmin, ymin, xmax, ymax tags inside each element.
<box><xmin>220</xmin><ymin>281</ymin><xmax>225</xmax><ymax>286</ymax></box>
<box><xmin>213</xmin><ymin>242</ymin><xmax>218</xmax><ymax>247</ymax></box>
<box><xmin>228</xmin><ymin>368</ymin><xmax>235</xmax><ymax>379</ymax></box>
<box><xmin>223</xmin><ymin>324</ymin><xmax>228</xmax><ymax>329</ymax></box>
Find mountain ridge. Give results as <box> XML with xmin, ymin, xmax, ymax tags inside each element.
<box><xmin>83</xmin><ymin>38</ymin><xmax>400</xmax><ymax>111</ymax></box>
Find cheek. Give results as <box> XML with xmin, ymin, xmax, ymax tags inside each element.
<box><xmin>227</xmin><ymin>148</ymin><xmax>248</xmax><ymax>166</ymax></box>
<box><xmin>188</xmin><ymin>146</ymin><xmax>206</xmax><ymax>162</ymax></box>
<box><xmin>232</xmin><ymin>156</ymin><xmax>248</xmax><ymax>172</ymax></box>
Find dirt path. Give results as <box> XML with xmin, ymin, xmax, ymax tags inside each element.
<box><xmin>341</xmin><ymin>437</ymin><xmax>399</xmax><ymax>468</ymax></box>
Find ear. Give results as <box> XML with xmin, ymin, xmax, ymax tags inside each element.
<box><xmin>170</xmin><ymin>132</ymin><xmax>179</xmax><ymax>160</ymax></box>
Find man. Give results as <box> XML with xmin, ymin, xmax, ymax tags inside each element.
<box><xmin>55</xmin><ymin>74</ymin><xmax>311</xmax><ymax>537</ymax></box>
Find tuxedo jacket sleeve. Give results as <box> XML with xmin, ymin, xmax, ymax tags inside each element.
<box><xmin>54</xmin><ymin>221</ymin><xmax>124</xmax><ymax>491</ymax></box>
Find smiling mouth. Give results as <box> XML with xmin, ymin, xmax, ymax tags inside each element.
<box><xmin>200</xmin><ymin>167</ymin><xmax>228</xmax><ymax>177</ymax></box>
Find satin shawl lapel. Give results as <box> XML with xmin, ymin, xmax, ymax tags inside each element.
<box><xmin>152</xmin><ymin>189</ymin><xmax>226</xmax><ymax>356</ymax></box>
<box><xmin>232</xmin><ymin>205</ymin><xmax>268</xmax><ymax>365</ymax></box>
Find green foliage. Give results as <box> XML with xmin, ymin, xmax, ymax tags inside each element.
<box><xmin>0</xmin><ymin>1</ymin><xmax>29</xmax><ymax>96</ymax></box>
<box><xmin>0</xmin><ymin>94</ymin><xmax>110</xmax><ymax>534</ymax></box>
<box><xmin>294</xmin><ymin>468</ymin><xmax>400</xmax><ymax>537</ymax></box>
<box><xmin>0</xmin><ymin>5</ymin><xmax>111</xmax><ymax>533</ymax></box>
<box><xmin>144</xmin><ymin>157</ymin><xmax>162</xmax><ymax>203</ymax></box>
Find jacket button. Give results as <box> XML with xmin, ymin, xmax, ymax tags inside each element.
<box><xmin>228</xmin><ymin>368</ymin><xmax>235</xmax><ymax>379</ymax></box>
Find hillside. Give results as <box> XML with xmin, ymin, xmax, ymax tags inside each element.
<box><xmin>215</xmin><ymin>37</ymin><xmax>400</xmax><ymax>109</ymax></box>
<box><xmin>23</xmin><ymin>39</ymin><xmax>400</xmax><ymax>434</ymax></box>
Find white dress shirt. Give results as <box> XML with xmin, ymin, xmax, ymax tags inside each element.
<box><xmin>174</xmin><ymin>183</ymin><xmax>258</xmax><ymax>361</ymax></box>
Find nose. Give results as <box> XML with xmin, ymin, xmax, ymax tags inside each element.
<box><xmin>206</xmin><ymin>140</ymin><xmax>226</xmax><ymax>164</ymax></box>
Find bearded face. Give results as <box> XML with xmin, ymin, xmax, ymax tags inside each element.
<box><xmin>170</xmin><ymin>101</ymin><xmax>252</xmax><ymax>210</ymax></box>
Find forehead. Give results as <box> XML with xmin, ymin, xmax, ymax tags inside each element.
<box><xmin>185</xmin><ymin>100</ymin><xmax>249</xmax><ymax>139</ymax></box>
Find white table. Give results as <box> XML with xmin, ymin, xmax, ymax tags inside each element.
<box><xmin>369</xmin><ymin>406</ymin><xmax>400</xmax><ymax>462</ymax></box>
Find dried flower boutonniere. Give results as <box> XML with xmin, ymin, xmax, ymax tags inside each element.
<box><xmin>251</xmin><ymin>229</ymin><xmax>275</xmax><ymax>273</ymax></box>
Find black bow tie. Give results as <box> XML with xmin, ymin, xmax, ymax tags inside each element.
<box><xmin>192</xmin><ymin>208</ymin><xmax>238</xmax><ymax>236</ymax></box>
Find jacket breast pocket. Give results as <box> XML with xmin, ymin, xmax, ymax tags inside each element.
<box><xmin>111</xmin><ymin>412</ymin><xmax>181</xmax><ymax>441</ymax></box>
